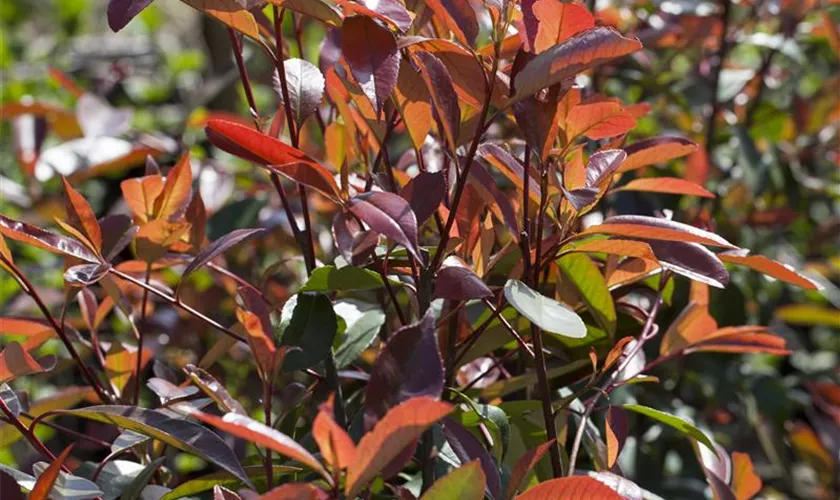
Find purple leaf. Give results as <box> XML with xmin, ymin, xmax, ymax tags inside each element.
<box><xmin>517</xmin><ymin>0</ymin><xmax>539</xmax><ymax>52</ymax></box>
<box><xmin>562</xmin><ymin>186</ymin><xmax>600</xmax><ymax>211</ymax></box>
<box><xmin>442</xmin><ymin>418</ymin><xmax>502</xmax><ymax>500</ymax></box>
<box><xmin>348</xmin><ymin>191</ymin><xmax>420</xmax><ymax>261</ymax></box>
<box><xmin>364</xmin><ymin>311</ymin><xmax>443</xmax><ymax>429</ymax></box>
<box><xmin>399</xmin><ymin>171</ymin><xmax>446</xmax><ymax>224</ymax></box>
<box><xmin>273</xmin><ymin>59</ymin><xmax>325</xmax><ymax>127</ymax></box>
<box><xmin>412</xmin><ymin>51</ymin><xmax>460</xmax><ymax>149</ymax></box>
<box><xmin>468</xmin><ymin>160</ymin><xmax>519</xmax><ymax>235</ymax></box>
<box><xmin>425</xmin><ymin>0</ymin><xmax>479</xmax><ymax>46</ymax></box>
<box><xmin>99</xmin><ymin>214</ymin><xmax>138</xmax><ymax>261</ymax></box>
<box><xmin>182</xmin><ymin>228</ymin><xmax>264</xmax><ymax>279</ymax></box>
<box><xmin>0</xmin><ymin>214</ymin><xmax>101</xmax><ymax>263</ymax></box>
<box><xmin>341</xmin><ymin>15</ymin><xmax>400</xmax><ymax>117</ymax></box>
<box><xmin>107</xmin><ymin>0</ymin><xmax>155</xmax><ymax>32</ymax></box>
<box><xmin>434</xmin><ymin>257</ymin><xmax>492</xmax><ymax>301</ymax></box>
<box><xmin>646</xmin><ymin>240</ymin><xmax>730</xmax><ymax>288</ymax></box>
<box><xmin>596</xmin><ymin>215</ymin><xmax>736</xmax><ymax>248</ymax></box>
<box><xmin>585</xmin><ymin>149</ymin><xmax>627</xmax><ymax>188</ymax></box>
<box><xmin>332</xmin><ymin>211</ymin><xmax>378</xmax><ymax>265</ymax></box>
<box><xmin>64</xmin><ymin>263</ymin><xmax>111</xmax><ymax>287</ymax></box>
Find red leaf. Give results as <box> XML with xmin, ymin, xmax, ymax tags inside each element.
<box><xmin>512</xmin><ymin>27</ymin><xmax>642</xmax><ymax>102</ymax></box>
<box><xmin>259</xmin><ymin>483</ymin><xmax>330</xmax><ymax>500</ymax></box>
<box><xmin>313</xmin><ymin>401</ymin><xmax>357</xmax><ymax>474</ymax></box>
<box><xmin>61</xmin><ymin>177</ymin><xmax>102</xmax><ymax>252</ymax></box>
<box><xmin>618</xmin><ymin>136</ymin><xmax>698</xmax><ymax>172</ymax></box>
<box><xmin>614</xmin><ymin>177</ymin><xmax>715</xmax><ymax>198</ymax></box>
<box><xmin>689</xmin><ymin>327</ymin><xmax>790</xmax><ymax>356</ymax></box>
<box><xmin>478</xmin><ymin>143</ymin><xmax>542</xmax><ymax>206</ymax></box>
<box><xmin>345</xmin><ymin>397</ymin><xmax>454</xmax><ymax>498</ymax></box>
<box><xmin>564</xmin><ymin>239</ymin><xmax>656</xmax><ymax>262</ymax></box>
<box><xmin>341</xmin><ymin>15</ymin><xmax>400</xmax><ymax>117</ymax></box>
<box><xmin>154</xmin><ymin>152</ymin><xmax>193</xmax><ymax>221</ymax></box>
<box><xmin>424</xmin><ymin>0</ymin><xmax>478</xmax><ymax>46</ymax></box>
<box><xmin>0</xmin><ymin>214</ymin><xmax>101</xmax><ymax>263</ymax></box>
<box><xmin>516</xmin><ymin>476</ymin><xmax>623</xmax><ymax>499</ymax></box>
<box><xmin>583</xmin><ymin>215</ymin><xmax>737</xmax><ymax>248</ymax></box>
<box><xmin>206</xmin><ymin>119</ymin><xmax>341</xmax><ymax>201</ymax></box>
<box><xmin>399</xmin><ymin>171</ymin><xmax>447</xmax><ymax>224</ymax></box>
<box><xmin>412</xmin><ymin>51</ymin><xmax>460</xmax><ymax>149</ymax></box>
<box><xmin>28</xmin><ymin>445</ymin><xmax>74</xmax><ymax>500</ymax></box>
<box><xmin>467</xmin><ymin>159</ymin><xmax>519</xmax><ymax>235</ymax></box>
<box><xmin>718</xmin><ymin>253</ymin><xmax>819</xmax><ymax>290</ymax></box>
<box><xmin>566</xmin><ymin>97</ymin><xmax>636</xmax><ymax>140</ymax></box>
<box><xmin>533</xmin><ymin>0</ymin><xmax>595</xmax><ymax>53</ymax></box>
<box><xmin>504</xmin><ymin>439</ymin><xmax>556</xmax><ymax>499</ymax></box>
<box><xmin>349</xmin><ymin>191</ymin><xmax>421</xmax><ymax>260</ymax></box>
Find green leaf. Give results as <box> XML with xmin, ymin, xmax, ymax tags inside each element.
<box><xmin>279</xmin><ymin>293</ymin><xmax>338</xmax><ymax>371</ymax></box>
<box><xmin>54</xmin><ymin>406</ymin><xmax>252</xmax><ymax>487</ymax></box>
<box><xmin>480</xmin><ymin>359</ymin><xmax>590</xmax><ymax>399</ymax></box>
<box><xmin>333</xmin><ymin>300</ymin><xmax>386</xmax><ymax>369</ymax></box>
<box><xmin>419</xmin><ymin>460</ymin><xmax>485</xmax><ymax>500</ymax></box>
<box><xmin>558</xmin><ymin>253</ymin><xmax>616</xmax><ymax>336</ymax></box>
<box><xmin>504</xmin><ymin>279</ymin><xmax>587</xmax><ymax>338</ymax></box>
<box><xmin>159</xmin><ymin>466</ymin><xmax>300</xmax><ymax>500</ymax></box>
<box><xmin>121</xmin><ymin>457</ymin><xmax>164</xmax><ymax>500</ymax></box>
<box><xmin>623</xmin><ymin>404</ymin><xmax>715</xmax><ymax>453</ymax></box>
<box><xmin>300</xmin><ymin>265</ymin><xmax>386</xmax><ymax>292</ymax></box>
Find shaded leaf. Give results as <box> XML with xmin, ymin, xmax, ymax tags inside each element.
<box><xmin>75</xmin><ymin>93</ymin><xmax>133</xmax><ymax>138</ymax></box>
<box><xmin>107</xmin><ymin>0</ymin><xmax>154</xmax><ymax>31</ymax></box>
<box><xmin>434</xmin><ymin>257</ymin><xmax>492</xmax><ymax>301</ymax></box>
<box><xmin>184</xmin><ymin>364</ymin><xmax>247</xmax><ymax>415</ymax></box>
<box><xmin>122</xmin><ymin>457</ymin><xmax>165</xmax><ymax>500</ymax></box>
<box><xmin>623</xmin><ymin>404</ymin><xmax>715</xmax><ymax>452</ymax></box>
<box><xmin>420</xmin><ymin>460</ymin><xmax>485</xmax><ymax>500</ymax></box>
<box><xmin>775</xmin><ymin>304</ymin><xmax>840</xmax><ymax>328</ymax></box>
<box><xmin>0</xmin><ymin>384</ymin><xmax>20</xmax><ymax>417</ymax></box>
<box><xmin>56</xmin><ymin>406</ymin><xmax>251</xmax><ymax>486</ymax></box>
<box><xmin>333</xmin><ymin>300</ymin><xmax>386</xmax><ymax>369</ymax></box>
<box><xmin>0</xmin><ymin>342</ymin><xmax>55</xmax><ymax>383</ymax></box>
<box><xmin>300</xmin><ymin>265</ymin><xmax>385</xmax><ymax>292</ymax></box>
<box><xmin>341</xmin><ymin>15</ymin><xmax>400</xmax><ymax>116</ymax></box>
<box><xmin>516</xmin><ymin>476</ymin><xmax>623</xmax><ymax>499</ymax></box>
<box><xmin>348</xmin><ymin>191</ymin><xmax>420</xmax><ymax>260</ymax></box>
<box><xmin>236</xmin><ymin>288</ymin><xmax>284</xmax><ymax>381</ymax></box>
<box><xmin>399</xmin><ymin>171</ymin><xmax>447</xmax><ymax>225</ymax></box>
<box><xmin>273</xmin><ymin>59</ymin><xmax>325</xmax><ymax>127</ymax></box>
<box><xmin>0</xmin><ymin>214</ymin><xmax>101</xmax><ymax>263</ymax></box>
<box><xmin>505</xmin><ymin>439</ymin><xmax>556</xmax><ymax>499</ymax></box>
<box><xmin>279</xmin><ymin>293</ymin><xmax>338</xmax><ymax>371</ymax></box>
<box><xmin>478</xmin><ymin>143</ymin><xmax>542</xmax><ymax>206</ymax></box>
<box><xmin>205</xmin><ymin>119</ymin><xmax>341</xmax><ymax>201</ymax></box>
<box><xmin>182</xmin><ymin>228</ymin><xmax>264</xmax><ymax>279</ymax></box>
<box><xmin>346</xmin><ymin>397</ymin><xmax>454</xmax><ymax>498</ymax></box>
<box><xmin>614</xmin><ymin>177</ymin><xmax>714</xmax><ymax>198</ymax></box>
<box><xmin>647</xmin><ymin>240</ymin><xmax>729</xmax><ymax>288</ymax></box>
<box><xmin>504</xmin><ymin>279</ymin><xmax>586</xmax><ymax>338</ymax></box>
<box><xmin>365</xmin><ymin>312</ymin><xmax>443</xmax><ymax>427</ymax></box>
<box><xmin>512</xmin><ymin>27</ymin><xmax>642</xmax><ymax>103</ymax></box>
<box><xmin>158</xmin><ymin>466</ymin><xmax>300</xmax><ymax>500</ymax></box>
<box><xmin>265</xmin><ymin>0</ymin><xmax>342</xmax><ymax>26</ymax></box>
<box><xmin>64</xmin><ymin>263</ymin><xmax>111</xmax><ymax>287</ymax></box>
<box><xmin>441</xmin><ymin>421</ymin><xmax>499</xmax><ymax>500</ymax></box>
<box><xmin>412</xmin><ymin>50</ymin><xmax>460</xmax><ymax>149</ymax></box>
<box><xmin>213</xmin><ymin>485</ymin><xmax>241</xmax><ymax>500</ymax></box>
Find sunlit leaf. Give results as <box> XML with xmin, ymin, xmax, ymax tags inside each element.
<box><xmin>504</xmin><ymin>279</ymin><xmax>587</xmax><ymax>338</ymax></box>
<box><xmin>618</xmin><ymin>136</ymin><xmax>698</xmax><ymax>172</ymax></box>
<box><xmin>341</xmin><ymin>15</ymin><xmax>400</xmax><ymax>117</ymax></box>
<box><xmin>614</xmin><ymin>177</ymin><xmax>714</xmax><ymax>198</ymax></box>
<box><xmin>623</xmin><ymin>404</ymin><xmax>715</xmax><ymax>452</ymax></box>
<box><xmin>566</xmin><ymin>97</ymin><xmax>636</xmax><ymax>141</ymax></box>
<box><xmin>154</xmin><ymin>153</ymin><xmax>193</xmax><ymax>221</ymax></box>
<box><xmin>28</xmin><ymin>445</ymin><xmax>74</xmax><ymax>500</ymax></box>
<box><xmin>420</xmin><ymin>460</ymin><xmax>485</xmax><ymax>500</ymax></box>
<box><xmin>583</xmin><ymin>215</ymin><xmax>736</xmax><ymax>248</ymax></box>
<box><xmin>180</xmin><ymin>0</ymin><xmax>260</xmax><ymax>40</ymax></box>
<box><xmin>61</xmin><ymin>177</ymin><xmax>102</xmax><ymax>252</ymax></box>
<box><xmin>274</xmin><ymin>59</ymin><xmax>325</xmax><ymax>127</ymax></box>
<box><xmin>558</xmin><ymin>253</ymin><xmax>616</xmax><ymax>335</ymax></box>
<box><xmin>299</xmin><ymin>265</ymin><xmax>385</xmax><ymax>292</ymax></box>
<box><xmin>0</xmin><ymin>214</ymin><xmax>101</xmax><ymax>263</ymax></box>
<box><xmin>424</xmin><ymin>0</ymin><xmax>478</xmax><ymax>46</ymax></box>
<box><xmin>313</xmin><ymin>401</ymin><xmax>356</xmax><ymax>473</ymax></box>
<box><xmin>718</xmin><ymin>254</ymin><xmax>819</xmax><ymax>290</ymax></box>
<box><xmin>348</xmin><ymin>191</ymin><xmax>420</xmax><ymax>260</ymax></box>
<box><xmin>516</xmin><ymin>476</ymin><xmax>623</xmax><ymax>499</ymax></box>
<box><xmin>0</xmin><ymin>342</ymin><xmax>55</xmax><ymax>383</ymax></box>
<box><xmin>730</xmin><ymin>452</ymin><xmax>762</xmax><ymax>500</ymax></box>
<box><xmin>533</xmin><ymin>0</ymin><xmax>594</xmax><ymax>52</ymax></box>
<box><xmin>775</xmin><ymin>304</ymin><xmax>840</xmax><ymax>328</ymax></box>
<box><xmin>394</xmin><ymin>58</ymin><xmax>433</xmax><ymax>149</ymax></box>
<box><xmin>605</xmin><ymin>407</ymin><xmax>628</xmax><ymax>469</ymax></box>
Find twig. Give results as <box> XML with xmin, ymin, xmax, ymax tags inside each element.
<box><xmin>0</xmin><ymin>399</ymin><xmax>63</xmax><ymax>469</ymax></box>
<box><xmin>134</xmin><ymin>263</ymin><xmax>152</xmax><ymax>405</ymax></box>
<box><xmin>704</xmin><ymin>0</ymin><xmax>733</xmax><ymax>155</ymax></box>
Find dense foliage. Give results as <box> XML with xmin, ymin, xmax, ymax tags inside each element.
<box><xmin>1</xmin><ymin>0</ymin><xmax>838</xmax><ymax>499</ymax></box>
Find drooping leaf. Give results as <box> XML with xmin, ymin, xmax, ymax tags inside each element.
<box><xmin>434</xmin><ymin>257</ymin><xmax>492</xmax><ymax>301</ymax></box>
<box><xmin>511</xmin><ymin>27</ymin><xmax>642</xmax><ymax>103</ymax></box>
<box><xmin>605</xmin><ymin>407</ymin><xmax>628</xmax><ymax>469</ymax></box>
<box><xmin>583</xmin><ymin>215</ymin><xmax>736</xmax><ymax>248</ymax></box>
<box><xmin>279</xmin><ymin>293</ymin><xmax>338</xmax><ymax>371</ymax></box>
<box><xmin>345</xmin><ymin>397</ymin><xmax>454</xmax><ymax>498</ymax></box>
<box><xmin>182</xmin><ymin>228</ymin><xmax>264</xmax><ymax>279</ymax></box>
<box><xmin>399</xmin><ymin>171</ymin><xmax>447</xmax><ymax>225</ymax></box>
<box><xmin>273</xmin><ymin>59</ymin><xmax>325</xmax><ymax>127</ymax></box>
<box><xmin>299</xmin><ymin>265</ymin><xmax>386</xmax><ymax>292</ymax></box>
<box><xmin>718</xmin><ymin>253</ymin><xmax>818</xmax><ymax>290</ymax></box>
<box><xmin>532</xmin><ymin>0</ymin><xmax>594</xmax><ymax>53</ymax></box>
<box><xmin>0</xmin><ymin>214</ymin><xmax>101</xmax><ymax>263</ymax></box>
<box><xmin>190</xmin><ymin>410</ymin><xmax>330</xmax><ymax>482</ymax></box>
<box><xmin>180</xmin><ymin>0</ymin><xmax>260</xmax><ymax>40</ymax></box>
<box><xmin>341</xmin><ymin>15</ymin><xmax>400</xmax><ymax>116</ymax></box>
<box><xmin>107</xmin><ymin>0</ymin><xmax>155</xmax><ymax>31</ymax></box>
<box><xmin>424</xmin><ymin>0</ymin><xmax>478</xmax><ymax>46</ymax></box>
<box><xmin>419</xmin><ymin>460</ymin><xmax>485</xmax><ymax>500</ymax></box>
<box><xmin>28</xmin><ymin>445</ymin><xmax>74</xmax><ymax>500</ymax></box>
<box><xmin>618</xmin><ymin>136</ymin><xmax>698</xmax><ymax>172</ymax></box>
<box><xmin>623</xmin><ymin>404</ymin><xmax>716</xmax><ymax>452</ymax></box>
<box><xmin>365</xmin><ymin>311</ymin><xmax>443</xmax><ymax>427</ymax></box>
<box><xmin>516</xmin><ymin>476</ymin><xmax>623</xmax><ymax>499</ymax></box>
<box><xmin>61</xmin><ymin>177</ymin><xmax>102</xmax><ymax>252</ymax></box>
<box><xmin>558</xmin><ymin>253</ymin><xmax>616</xmax><ymax>335</ymax></box>
<box><xmin>348</xmin><ymin>191</ymin><xmax>420</xmax><ymax>260</ymax></box>
<box><xmin>205</xmin><ymin>119</ymin><xmax>341</xmax><ymax>201</ymax></box>
<box><xmin>55</xmin><ymin>406</ymin><xmax>251</xmax><ymax>486</ymax></box>
<box><xmin>412</xmin><ymin>50</ymin><xmax>460</xmax><ymax>149</ymax></box>
<box><xmin>504</xmin><ymin>279</ymin><xmax>587</xmax><ymax>338</ymax></box>
<box><xmin>614</xmin><ymin>177</ymin><xmax>714</xmax><ymax>198</ymax></box>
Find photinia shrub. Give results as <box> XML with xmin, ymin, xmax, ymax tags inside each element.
<box><xmin>1</xmin><ymin>0</ymin><xmax>837</xmax><ymax>499</ymax></box>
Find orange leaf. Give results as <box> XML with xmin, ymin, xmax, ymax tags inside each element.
<box><xmin>0</xmin><ymin>317</ymin><xmax>54</xmax><ymax>338</ymax></box>
<box><xmin>121</xmin><ymin>175</ymin><xmax>164</xmax><ymax>224</ymax></box>
<box><xmin>136</xmin><ymin>220</ymin><xmax>191</xmax><ymax>263</ymax></box>
<box><xmin>206</xmin><ymin>119</ymin><xmax>342</xmax><ymax>202</ymax></box>
<box><xmin>565</xmin><ymin>239</ymin><xmax>657</xmax><ymax>261</ymax></box>
<box><xmin>0</xmin><ymin>342</ymin><xmax>50</xmax><ymax>383</ymax></box>
<box><xmin>718</xmin><ymin>254</ymin><xmax>819</xmax><ymax>290</ymax></box>
<box><xmin>689</xmin><ymin>328</ymin><xmax>790</xmax><ymax>356</ymax></box>
<box><xmin>614</xmin><ymin>177</ymin><xmax>715</xmax><ymax>198</ymax></box>
<box><xmin>313</xmin><ymin>402</ymin><xmax>357</xmax><ymax>474</ymax></box>
<box><xmin>28</xmin><ymin>445</ymin><xmax>74</xmax><ymax>500</ymax></box>
<box><xmin>505</xmin><ymin>439</ymin><xmax>557</xmax><ymax>499</ymax></box>
<box><xmin>659</xmin><ymin>302</ymin><xmax>718</xmax><ymax>356</ymax></box>
<box><xmin>605</xmin><ymin>407</ymin><xmax>628</xmax><ymax>468</ymax></box>
<box><xmin>603</xmin><ymin>336</ymin><xmax>634</xmax><ymax>373</ymax></box>
<box><xmin>731</xmin><ymin>452</ymin><xmax>762</xmax><ymax>500</ymax></box>
<box><xmin>236</xmin><ymin>308</ymin><xmax>280</xmax><ymax>382</ymax></box>
<box><xmin>61</xmin><ymin>177</ymin><xmax>103</xmax><ymax>252</ymax></box>
<box><xmin>605</xmin><ymin>257</ymin><xmax>659</xmax><ymax>288</ymax></box>
<box><xmin>618</xmin><ymin>136</ymin><xmax>698</xmax><ymax>172</ymax></box>
<box><xmin>154</xmin><ymin>153</ymin><xmax>194</xmax><ymax>221</ymax></box>
<box><xmin>515</xmin><ymin>476</ymin><xmax>623</xmax><ymax>499</ymax></box>
<box><xmin>533</xmin><ymin>0</ymin><xmax>595</xmax><ymax>52</ymax></box>
<box><xmin>180</xmin><ymin>0</ymin><xmax>260</xmax><ymax>40</ymax></box>
<box><xmin>511</xmin><ymin>27</ymin><xmax>642</xmax><ymax>103</ymax></box>
<box><xmin>345</xmin><ymin>397</ymin><xmax>453</xmax><ymax>498</ymax></box>
<box><xmin>565</xmin><ymin>97</ymin><xmax>636</xmax><ymax>141</ymax></box>
<box><xmin>583</xmin><ymin>216</ymin><xmax>736</xmax><ymax>248</ymax></box>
